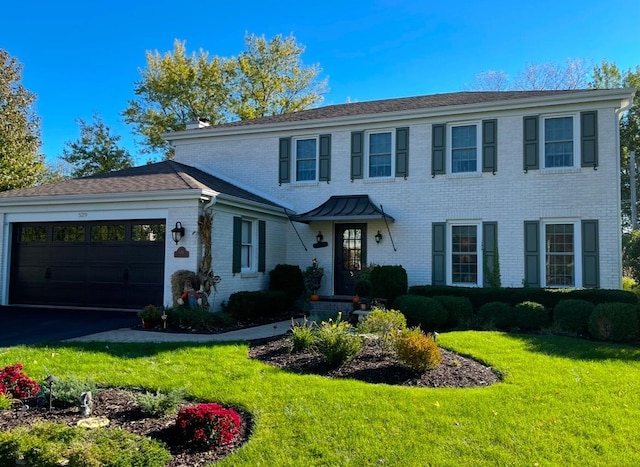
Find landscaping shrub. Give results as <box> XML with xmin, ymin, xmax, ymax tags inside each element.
<box><xmin>0</xmin><ymin>422</ymin><xmax>171</xmax><ymax>466</ymax></box>
<box><xmin>0</xmin><ymin>364</ymin><xmax>39</xmax><ymax>401</ymax></box>
<box><xmin>588</xmin><ymin>303</ymin><xmax>640</xmax><ymax>342</ymax></box>
<box><xmin>0</xmin><ymin>394</ymin><xmax>11</xmax><ymax>409</ymax></box>
<box><xmin>393</xmin><ymin>294</ymin><xmax>448</xmax><ymax>330</ymax></box>
<box><xmin>224</xmin><ymin>290</ymin><xmax>287</xmax><ymax>322</ymax></box>
<box><xmin>370</xmin><ymin>265</ymin><xmax>408</xmax><ymax>306</ymax></box>
<box><xmin>135</xmin><ymin>388</ymin><xmax>185</xmax><ymax>417</ymax></box>
<box><xmin>393</xmin><ymin>328</ymin><xmax>442</xmax><ymax>372</ymax></box>
<box><xmin>477</xmin><ymin>301</ymin><xmax>513</xmax><ymax>330</ymax></box>
<box><xmin>315</xmin><ymin>314</ymin><xmax>362</xmax><ymax>367</ymax></box>
<box><xmin>432</xmin><ymin>295</ymin><xmax>474</xmax><ymax>328</ymax></box>
<box><xmin>37</xmin><ymin>376</ymin><xmax>99</xmax><ymax>409</ymax></box>
<box><xmin>165</xmin><ymin>306</ymin><xmax>233</xmax><ymax>332</ymax></box>
<box><xmin>358</xmin><ymin>307</ymin><xmax>407</xmax><ymax>336</ymax></box>
<box><xmin>289</xmin><ymin>317</ymin><xmax>317</xmax><ymax>352</ymax></box>
<box><xmin>176</xmin><ymin>403</ymin><xmax>242</xmax><ymax>449</ymax></box>
<box><xmin>269</xmin><ymin>264</ymin><xmax>305</xmax><ymax>309</ymax></box>
<box><xmin>553</xmin><ymin>299</ymin><xmax>594</xmax><ymax>335</ymax></box>
<box><xmin>514</xmin><ymin>301</ymin><xmax>548</xmax><ymax>331</ymax></box>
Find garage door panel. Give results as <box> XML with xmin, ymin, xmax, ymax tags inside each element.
<box><xmin>10</xmin><ymin>220</ymin><xmax>165</xmax><ymax>309</ymax></box>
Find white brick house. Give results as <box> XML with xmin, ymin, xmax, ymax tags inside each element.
<box><xmin>0</xmin><ymin>89</ymin><xmax>634</xmax><ymax>310</ymax></box>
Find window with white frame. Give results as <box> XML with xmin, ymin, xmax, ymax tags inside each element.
<box><xmin>367</xmin><ymin>131</ymin><xmax>393</xmax><ymax>178</ymax></box>
<box><xmin>543</xmin><ymin>115</ymin><xmax>578</xmax><ymax>168</ymax></box>
<box><xmin>294</xmin><ymin>137</ymin><xmax>318</xmax><ymax>181</ymax></box>
<box><xmin>544</xmin><ymin>223</ymin><xmax>575</xmax><ymax>287</ymax></box>
<box><xmin>241</xmin><ymin>219</ymin><xmax>254</xmax><ymax>271</ymax></box>
<box><xmin>450</xmin><ymin>224</ymin><xmax>480</xmax><ymax>285</ymax></box>
<box><xmin>450</xmin><ymin>123</ymin><xmax>480</xmax><ymax>173</ymax></box>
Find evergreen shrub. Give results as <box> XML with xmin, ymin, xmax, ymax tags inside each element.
<box><xmin>514</xmin><ymin>301</ymin><xmax>548</xmax><ymax>331</ymax></box>
<box><xmin>477</xmin><ymin>301</ymin><xmax>513</xmax><ymax>330</ymax></box>
<box><xmin>432</xmin><ymin>295</ymin><xmax>474</xmax><ymax>328</ymax></box>
<box><xmin>393</xmin><ymin>294</ymin><xmax>447</xmax><ymax>330</ymax></box>
<box><xmin>393</xmin><ymin>328</ymin><xmax>442</xmax><ymax>372</ymax></box>
<box><xmin>370</xmin><ymin>265</ymin><xmax>408</xmax><ymax>306</ymax></box>
<box><xmin>269</xmin><ymin>264</ymin><xmax>305</xmax><ymax>309</ymax></box>
<box><xmin>588</xmin><ymin>303</ymin><xmax>639</xmax><ymax>342</ymax></box>
<box><xmin>553</xmin><ymin>299</ymin><xmax>594</xmax><ymax>334</ymax></box>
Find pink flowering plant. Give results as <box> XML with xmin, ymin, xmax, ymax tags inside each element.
<box><xmin>0</xmin><ymin>363</ymin><xmax>40</xmax><ymax>401</ymax></box>
<box><xmin>176</xmin><ymin>403</ymin><xmax>241</xmax><ymax>449</ymax></box>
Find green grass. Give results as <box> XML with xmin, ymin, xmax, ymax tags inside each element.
<box><xmin>2</xmin><ymin>332</ymin><xmax>640</xmax><ymax>466</ymax></box>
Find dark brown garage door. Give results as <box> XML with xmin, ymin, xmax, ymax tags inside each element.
<box><xmin>9</xmin><ymin>220</ymin><xmax>166</xmax><ymax>309</ymax></box>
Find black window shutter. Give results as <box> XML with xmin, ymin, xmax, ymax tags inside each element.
<box><xmin>581</xmin><ymin>111</ymin><xmax>598</xmax><ymax>169</ymax></box>
<box><xmin>258</xmin><ymin>220</ymin><xmax>266</xmax><ymax>273</ymax></box>
<box><xmin>395</xmin><ymin>127</ymin><xmax>409</xmax><ymax>178</ymax></box>
<box><xmin>232</xmin><ymin>216</ymin><xmax>242</xmax><ymax>274</ymax></box>
<box><xmin>523</xmin><ymin>116</ymin><xmax>539</xmax><ymax>171</ymax></box>
<box><xmin>432</xmin><ymin>222</ymin><xmax>446</xmax><ymax>285</ymax></box>
<box><xmin>319</xmin><ymin>134</ymin><xmax>331</xmax><ymax>182</ymax></box>
<box><xmin>482</xmin><ymin>120</ymin><xmax>497</xmax><ymax>173</ymax></box>
<box><xmin>482</xmin><ymin>222</ymin><xmax>498</xmax><ymax>287</ymax></box>
<box><xmin>432</xmin><ymin>124</ymin><xmax>445</xmax><ymax>176</ymax></box>
<box><xmin>524</xmin><ymin>221</ymin><xmax>540</xmax><ymax>287</ymax></box>
<box><xmin>351</xmin><ymin>131</ymin><xmax>364</xmax><ymax>180</ymax></box>
<box><xmin>279</xmin><ymin>138</ymin><xmax>291</xmax><ymax>184</ymax></box>
<box><xmin>582</xmin><ymin>220</ymin><xmax>599</xmax><ymax>288</ymax></box>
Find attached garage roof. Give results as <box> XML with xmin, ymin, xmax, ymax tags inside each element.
<box><xmin>0</xmin><ymin>161</ymin><xmax>282</xmax><ymax>208</ymax></box>
<box><xmin>290</xmin><ymin>195</ymin><xmax>394</xmax><ymax>223</ymax></box>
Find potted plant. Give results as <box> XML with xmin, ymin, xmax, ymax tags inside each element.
<box><xmin>304</xmin><ymin>259</ymin><xmax>324</xmax><ymax>301</ymax></box>
<box><xmin>138</xmin><ymin>304</ymin><xmax>162</xmax><ymax>329</ymax></box>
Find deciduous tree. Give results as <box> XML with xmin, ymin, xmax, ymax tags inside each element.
<box><xmin>0</xmin><ymin>49</ymin><xmax>44</xmax><ymax>191</ymax></box>
<box><xmin>60</xmin><ymin>114</ymin><xmax>134</xmax><ymax>178</ymax></box>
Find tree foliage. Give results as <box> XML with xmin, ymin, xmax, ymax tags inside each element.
<box><xmin>123</xmin><ymin>34</ymin><xmax>326</xmax><ymax>159</ymax></box>
<box><xmin>0</xmin><ymin>49</ymin><xmax>44</xmax><ymax>191</ymax></box>
<box><xmin>60</xmin><ymin>113</ymin><xmax>134</xmax><ymax>178</ymax></box>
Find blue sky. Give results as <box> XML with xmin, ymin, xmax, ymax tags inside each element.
<box><xmin>3</xmin><ymin>0</ymin><xmax>639</xmax><ymax>165</ymax></box>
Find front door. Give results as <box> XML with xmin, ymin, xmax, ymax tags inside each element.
<box><xmin>334</xmin><ymin>223</ymin><xmax>367</xmax><ymax>295</ymax></box>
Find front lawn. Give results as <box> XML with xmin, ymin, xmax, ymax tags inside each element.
<box><xmin>2</xmin><ymin>331</ymin><xmax>640</xmax><ymax>465</ymax></box>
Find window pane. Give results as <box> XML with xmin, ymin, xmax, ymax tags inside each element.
<box><xmin>452</xmin><ymin>125</ymin><xmax>477</xmax><ymax>173</ymax></box>
<box><xmin>132</xmin><ymin>224</ymin><xmax>165</xmax><ymax>242</ymax></box>
<box><xmin>545</xmin><ymin>224</ymin><xmax>574</xmax><ymax>286</ymax></box>
<box><xmin>545</xmin><ymin>117</ymin><xmax>573</xmax><ymax>167</ymax></box>
<box><xmin>342</xmin><ymin>228</ymin><xmax>362</xmax><ymax>271</ymax></box>
<box><xmin>369</xmin><ymin>132</ymin><xmax>392</xmax><ymax>177</ymax></box>
<box><xmin>53</xmin><ymin>226</ymin><xmax>85</xmax><ymax>242</ymax></box>
<box><xmin>296</xmin><ymin>138</ymin><xmax>317</xmax><ymax>181</ymax></box>
<box><xmin>452</xmin><ymin>225</ymin><xmax>478</xmax><ymax>284</ymax></box>
<box><xmin>20</xmin><ymin>226</ymin><xmax>47</xmax><ymax>242</ymax></box>
<box><xmin>241</xmin><ymin>220</ymin><xmax>253</xmax><ymax>269</ymax></box>
<box><xmin>91</xmin><ymin>225</ymin><xmax>125</xmax><ymax>242</ymax></box>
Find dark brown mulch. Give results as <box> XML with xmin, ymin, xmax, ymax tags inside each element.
<box><xmin>0</xmin><ymin>388</ymin><xmax>252</xmax><ymax>467</ymax></box>
<box><xmin>249</xmin><ymin>334</ymin><xmax>501</xmax><ymax>388</ymax></box>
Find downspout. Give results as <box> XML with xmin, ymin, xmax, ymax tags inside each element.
<box><xmin>616</xmin><ymin>95</ymin><xmax>634</xmax><ymax>288</ymax></box>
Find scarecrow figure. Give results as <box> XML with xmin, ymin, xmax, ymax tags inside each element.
<box><xmin>177</xmin><ymin>280</ymin><xmax>202</xmax><ymax>309</ymax></box>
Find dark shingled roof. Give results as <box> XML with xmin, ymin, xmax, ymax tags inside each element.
<box><xmin>0</xmin><ymin>161</ymin><xmax>282</xmax><ymax>207</ymax></box>
<box><xmin>203</xmin><ymin>90</ymin><xmax>588</xmax><ymax>129</ymax></box>
<box><xmin>290</xmin><ymin>195</ymin><xmax>394</xmax><ymax>223</ymax></box>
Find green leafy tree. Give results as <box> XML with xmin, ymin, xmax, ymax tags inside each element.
<box><xmin>591</xmin><ymin>60</ymin><xmax>640</xmax><ymax>229</ymax></box>
<box><xmin>60</xmin><ymin>114</ymin><xmax>134</xmax><ymax>178</ymax></box>
<box><xmin>123</xmin><ymin>34</ymin><xmax>326</xmax><ymax>159</ymax></box>
<box><xmin>0</xmin><ymin>49</ymin><xmax>44</xmax><ymax>191</ymax></box>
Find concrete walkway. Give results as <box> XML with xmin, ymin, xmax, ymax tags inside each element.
<box><xmin>65</xmin><ymin>319</ymin><xmax>296</xmax><ymax>343</ymax></box>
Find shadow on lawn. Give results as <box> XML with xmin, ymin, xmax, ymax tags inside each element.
<box><xmin>511</xmin><ymin>333</ymin><xmax>640</xmax><ymax>362</ymax></box>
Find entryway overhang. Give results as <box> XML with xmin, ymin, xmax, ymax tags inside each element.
<box><xmin>289</xmin><ymin>195</ymin><xmax>395</xmax><ymax>224</ymax></box>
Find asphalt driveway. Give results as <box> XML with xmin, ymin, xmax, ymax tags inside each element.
<box><xmin>0</xmin><ymin>306</ymin><xmax>138</xmax><ymax>347</ymax></box>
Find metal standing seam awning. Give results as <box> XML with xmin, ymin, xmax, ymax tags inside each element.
<box><xmin>288</xmin><ymin>195</ymin><xmax>395</xmax><ymax>224</ymax></box>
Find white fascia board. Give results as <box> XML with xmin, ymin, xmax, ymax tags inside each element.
<box><xmin>214</xmin><ymin>193</ymin><xmax>290</xmax><ymax>217</ymax></box>
<box><xmin>164</xmin><ymin>88</ymin><xmax>636</xmax><ymax>142</ymax></box>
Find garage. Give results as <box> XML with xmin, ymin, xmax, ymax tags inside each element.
<box><xmin>9</xmin><ymin>220</ymin><xmax>166</xmax><ymax>309</ymax></box>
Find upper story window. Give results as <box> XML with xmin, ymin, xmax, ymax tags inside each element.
<box><xmin>450</xmin><ymin>123</ymin><xmax>480</xmax><ymax>173</ymax></box>
<box><xmin>543</xmin><ymin>116</ymin><xmax>577</xmax><ymax>168</ymax></box>
<box><xmin>294</xmin><ymin>137</ymin><xmax>318</xmax><ymax>182</ymax></box>
<box><xmin>367</xmin><ymin>131</ymin><xmax>393</xmax><ymax>178</ymax></box>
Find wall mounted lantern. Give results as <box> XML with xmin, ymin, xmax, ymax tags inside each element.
<box><xmin>171</xmin><ymin>221</ymin><xmax>185</xmax><ymax>245</ymax></box>
<box><xmin>313</xmin><ymin>231</ymin><xmax>328</xmax><ymax>249</ymax></box>
<box><xmin>316</xmin><ymin>231</ymin><xmax>323</xmax><ymax>243</ymax></box>
<box><xmin>375</xmin><ymin>230</ymin><xmax>383</xmax><ymax>244</ymax></box>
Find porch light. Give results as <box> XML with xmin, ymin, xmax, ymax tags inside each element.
<box><xmin>171</xmin><ymin>222</ymin><xmax>185</xmax><ymax>244</ymax></box>
<box><xmin>316</xmin><ymin>231</ymin><xmax>323</xmax><ymax>243</ymax></box>
<box><xmin>375</xmin><ymin>230</ymin><xmax>383</xmax><ymax>244</ymax></box>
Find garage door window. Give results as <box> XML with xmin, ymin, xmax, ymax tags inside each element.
<box><xmin>132</xmin><ymin>224</ymin><xmax>166</xmax><ymax>242</ymax></box>
<box><xmin>91</xmin><ymin>225</ymin><xmax>125</xmax><ymax>242</ymax></box>
<box><xmin>19</xmin><ymin>226</ymin><xmax>47</xmax><ymax>242</ymax></box>
<box><xmin>53</xmin><ymin>226</ymin><xmax>85</xmax><ymax>242</ymax></box>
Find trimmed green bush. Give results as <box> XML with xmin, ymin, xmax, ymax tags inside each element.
<box><xmin>224</xmin><ymin>290</ymin><xmax>287</xmax><ymax>322</ymax></box>
<box><xmin>370</xmin><ymin>265</ymin><xmax>408</xmax><ymax>307</ymax></box>
<box><xmin>393</xmin><ymin>328</ymin><xmax>442</xmax><ymax>372</ymax></box>
<box><xmin>269</xmin><ymin>264</ymin><xmax>305</xmax><ymax>309</ymax></box>
<box><xmin>588</xmin><ymin>303</ymin><xmax>639</xmax><ymax>342</ymax></box>
<box><xmin>477</xmin><ymin>301</ymin><xmax>513</xmax><ymax>330</ymax></box>
<box><xmin>553</xmin><ymin>299</ymin><xmax>594</xmax><ymax>335</ymax></box>
<box><xmin>393</xmin><ymin>295</ymin><xmax>447</xmax><ymax>330</ymax></box>
<box><xmin>514</xmin><ymin>301</ymin><xmax>548</xmax><ymax>331</ymax></box>
<box><xmin>432</xmin><ymin>295</ymin><xmax>474</xmax><ymax>328</ymax></box>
